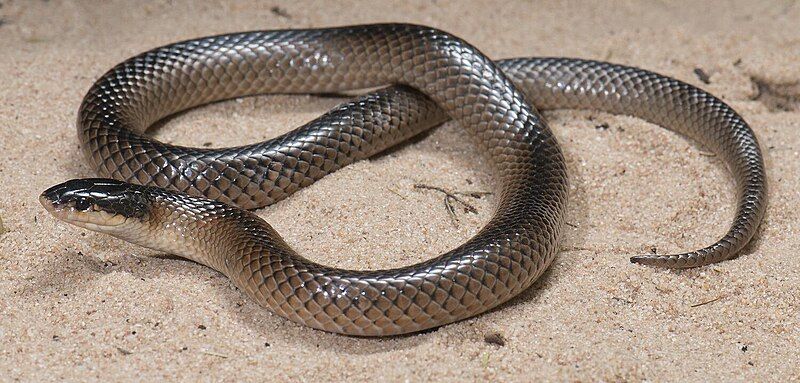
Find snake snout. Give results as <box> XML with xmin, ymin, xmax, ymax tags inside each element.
<box><xmin>39</xmin><ymin>193</ymin><xmax>61</xmax><ymax>213</ymax></box>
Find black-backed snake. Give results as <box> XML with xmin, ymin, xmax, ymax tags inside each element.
<box><xmin>40</xmin><ymin>24</ymin><xmax>766</xmax><ymax>336</ymax></box>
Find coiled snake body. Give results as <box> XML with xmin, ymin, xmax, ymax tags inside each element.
<box><xmin>40</xmin><ymin>24</ymin><xmax>766</xmax><ymax>336</ymax></box>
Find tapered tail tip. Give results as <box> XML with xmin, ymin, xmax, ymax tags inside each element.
<box><xmin>630</xmin><ymin>254</ymin><xmax>704</xmax><ymax>269</ymax></box>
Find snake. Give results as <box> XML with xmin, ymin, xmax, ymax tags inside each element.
<box><xmin>39</xmin><ymin>24</ymin><xmax>766</xmax><ymax>336</ymax></box>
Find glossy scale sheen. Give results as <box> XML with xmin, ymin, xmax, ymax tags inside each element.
<box><xmin>65</xmin><ymin>24</ymin><xmax>765</xmax><ymax>336</ymax></box>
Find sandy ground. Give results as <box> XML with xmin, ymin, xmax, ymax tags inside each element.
<box><xmin>1</xmin><ymin>0</ymin><xmax>799</xmax><ymax>381</ymax></box>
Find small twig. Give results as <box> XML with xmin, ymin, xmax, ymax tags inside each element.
<box><xmin>414</xmin><ymin>184</ymin><xmax>481</xmax><ymax>214</ymax></box>
<box><xmin>693</xmin><ymin>68</ymin><xmax>711</xmax><ymax>84</ymax></box>
<box><xmin>385</xmin><ymin>186</ymin><xmax>406</xmax><ymax>200</ymax></box>
<box><xmin>443</xmin><ymin>195</ymin><xmax>458</xmax><ymax>224</ymax></box>
<box><xmin>270</xmin><ymin>6</ymin><xmax>292</xmax><ymax>19</ymax></box>
<box><xmin>454</xmin><ymin>191</ymin><xmax>493</xmax><ymax>199</ymax></box>
<box><xmin>612</xmin><ymin>297</ymin><xmax>634</xmax><ymax>304</ymax></box>
<box><xmin>413</xmin><ymin>183</ymin><xmax>493</xmax><ymax>227</ymax></box>
<box><xmin>690</xmin><ymin>295</ymin><xmax>725</xmax><ymax>308</ymax></box>
<box><xmin>484</xmin><ymin>332</ymin><xmax>506</xmax><ymax>347</ymax></box>
<box><xmin>698</xmin><ymin>151</ymin><xmax>717</xmax><ymax>157</ymax></box>
<box><xmin>116</xmin><ymin>346</ymin><xmax>132</xmax><ymax>355</ymax></box>
<box><xmin>199</xmin><ymin>349</ymin><xmax>229</xmax><ymax>358</ymax></box>
<box><xmin>414</xmin><ymin>183</ymin><xmax>452</xmax><ymax>195</ymax></box>
<box><xmin>454</xmin><ymin>196</ymin><xmax>478</xmax><ymax>214</ymax></box>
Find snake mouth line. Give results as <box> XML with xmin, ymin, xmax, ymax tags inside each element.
<box><xmin>39</xmin><ymin>194</ymin><xmax>109</xmax><ymax>226</ymax></box>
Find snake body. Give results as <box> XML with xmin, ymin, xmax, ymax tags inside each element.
<box><xmin>40</xmin><ymin>24</ymin><xmax>766</xmax><ymax>336</ymax></box>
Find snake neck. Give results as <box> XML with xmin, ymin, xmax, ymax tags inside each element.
<box><xmin>129</xmin><ymin>191</ymin><xmax>247</xmax><ymax>273</ymax></box>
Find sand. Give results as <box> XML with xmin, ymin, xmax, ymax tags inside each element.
<box><xmin>1</xmin><ymin>0</ymin><xmax>798</xmax><ymax>381</ymax></box>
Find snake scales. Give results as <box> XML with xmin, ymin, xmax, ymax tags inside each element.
<box><xmin>40</xmin><ymin>24</ymin><xmax>766</xmax><ymax>336</ymax></box>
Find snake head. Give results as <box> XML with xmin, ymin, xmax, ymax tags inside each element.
<box><xmin>40</xmin><ymin>178</ymin><xmax>150</xmax><ymax>230</ymax></box>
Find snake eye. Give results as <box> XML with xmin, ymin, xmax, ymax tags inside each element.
<box><xmin>74</xmin><ymin>197</ymin><xmax>92</xmax><ymax>211</ymax></box>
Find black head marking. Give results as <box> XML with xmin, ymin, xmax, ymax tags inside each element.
<box><xmin>41</xmin><ymin>178</ymin><xmax>150</xmax><ymax>218</ymax></box>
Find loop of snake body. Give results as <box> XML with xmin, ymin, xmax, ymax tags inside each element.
<box><xmin>40</xmin><ymin>24</ymin><xmax>766</xmax><ymax>336</ymax></box>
